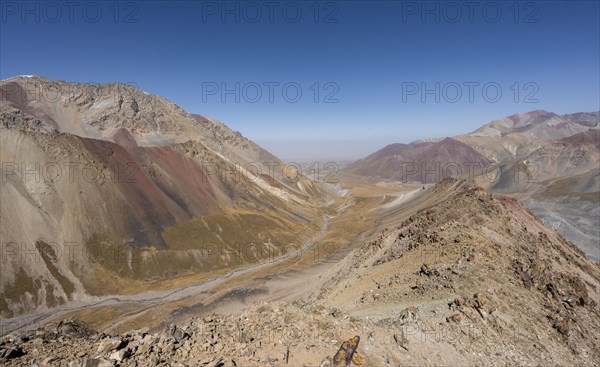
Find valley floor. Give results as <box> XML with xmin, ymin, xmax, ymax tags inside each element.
<box><xmin>0</xmin><ymin>179</ymin><xmax>407</xmax><ymax>335</ymax></box>
<box><xmin>1</xmin><ymin>179</ymin><xmax>599</xmax><ymax>366</ymax></box>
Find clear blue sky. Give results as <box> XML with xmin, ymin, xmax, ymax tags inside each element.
<box><xmin>1</xmin><ymin>1</ymin><xmax>599</xmax><ymax>160</ymax></box>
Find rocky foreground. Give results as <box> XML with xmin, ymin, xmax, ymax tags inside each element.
<box><xmin>0</xmin><ymin>304</ymin><xmax>361</xmax><ymax>367</ymax></box>
<box><xmin>2</xmin><ymin>180</ymin><xmax>599</xmax><ymax>366</ymax></box>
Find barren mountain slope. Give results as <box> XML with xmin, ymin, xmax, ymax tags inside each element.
<box><xmin>311</xmin><ymin>178</ymin><xmax>599</xmax><ymax>365</ymax></box>
<box><xmin>344</xmin><ymin>110</ymin><xmax>600</xmax><ymax>260</ymax></box>
<box><xmin>1</xmin><ymin>179</ymin><xmax>598</xmax><ymax>366</ymax></box>
<box><xmin>343</xmin><ymin>137</ymin><xmax>493</xmax><ymax>183</ymax></box>
<box><xmin>456</xmin><ymin>110</ymin><xmax>598</xmax><ymax>163</ymax></box>
<box><xmin>0</xmin><ymin>76</ymin><xmax>331</xmax><ymax>318</ymax></box>
<box><xmin>0</xmin><ymin>76</ymin><xmax>325</xmax><ymax>198</ymax></box>
<box><xmin>345</xmin><ymin>110</ymin><xmax>598</xmax><ymax>184</ymax></box>
<box><xmin>460</xmin><ymin>111</ymin><xmax>600</xmax><ymax>260</ymax></box>
<box><xmin>476</xmin><ymin>131</ymin><xmax>600</xmax><ymax>261</ymax></box>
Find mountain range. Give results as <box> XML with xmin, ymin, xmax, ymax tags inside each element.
<box><xmin>0</xmin><ymin>76</ymin><xmax>598</xmax><ymax>366</ymax></box>
<box><xmin>344</xmin><ymin>109</ymin><xmax>600</xmax><ymax>260</ymax></box>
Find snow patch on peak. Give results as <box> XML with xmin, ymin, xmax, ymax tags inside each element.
<box><xmin>3</xmin><ymin>75</ymin><xmax>34</xmax><ymax>81</ymax></box>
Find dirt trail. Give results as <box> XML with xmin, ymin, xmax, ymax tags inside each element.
<box><xmin>0</xmin><ymin>211</ymin><xmax>335</xmax><ymax>333</ymax></box>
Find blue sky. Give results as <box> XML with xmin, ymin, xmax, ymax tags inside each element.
<box><xmin>1</xmin><ymin>1</ymin><xmax>599</xmax><ymax>160</ymax></box>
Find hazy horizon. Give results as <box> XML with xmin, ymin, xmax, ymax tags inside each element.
<box><xmin>2</xmin><ymin>1</ymin><xmax>599</xmax><ymax>160</ymax></box>
<box><xmin>3</xmin><ymin>73</ymin><xmax>597</xmax><ymax>161</ymax></box>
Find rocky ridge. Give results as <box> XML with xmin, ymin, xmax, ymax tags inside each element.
<box><xmin>2</xmin><ymin>179</ymin><xmax>598</xmax><ymax>366</ymax></box>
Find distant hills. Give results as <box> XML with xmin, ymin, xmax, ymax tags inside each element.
<box><xmin>344</xmin><ymin>137</ymin><xmax>494</xmax><ymax>183</ymax></box>
<box><xmin>344</xmin><ymin>110</ymin><xmax>600</xmax><ymax>260</ymax></box>
<box><xmin>345</xmin><ymin>110</ymin><xmax>599</xmax><ymax>182</ymax></box>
